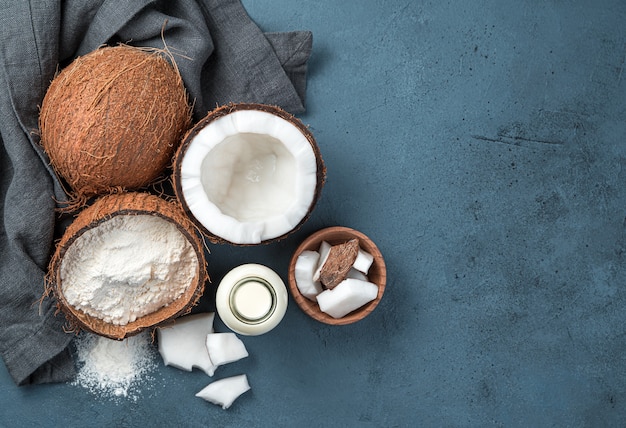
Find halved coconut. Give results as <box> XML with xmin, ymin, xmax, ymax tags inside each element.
<box><xmin>173</xmin><ymin>103</ymin><xmax>325</xmax><ymax>245</ymax></box>
<box><xmin>39</xmin><ymin>45</ymin><xmax>191</xmax><ymax>206</ymax></box>
<box><xmin>46</xmin><ymin>192</ymin><xmax>207</xmax><ymax>340</ymax></box>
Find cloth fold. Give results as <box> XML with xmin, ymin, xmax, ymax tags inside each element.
<box><xmin>0</xmin><ymin>0</ymin><xmax>312</xmax><ymax>386</ymax></box>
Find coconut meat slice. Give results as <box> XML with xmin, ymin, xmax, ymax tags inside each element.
<box><xmin>157</xmin><ymin>312</ymin><xmax>217</xmax><ymax>376</ymax></box>
<box><xmin>180</xmin><ymin>110</ymin><xmax>318</xmax><ymax>244</ymax></box>
<box><xmin>196</xmin><ymin>374</ymin><xmax>251</xmax><ymax>409</ymax></box>
<box><xmin>205</xmin><ymin>332</ymin><xmax>249</xmax><ymax>367</ymax></box>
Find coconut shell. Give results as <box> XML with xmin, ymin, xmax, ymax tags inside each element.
<box><xmin>46</xmin><ymin>192</ymin><xmax>208</xmax><ymax>340</ymax></box>
<box><xmin>172</xmin><ymin>103</ymin><xmax>326</xmax><ymax>245</ymax></box>
<box><xmin>319</xmin><ymin>238</ymin><xmax>360</xmax><ymax>289</ymax></box>
<box><xmin>39</xmin><ymin>45</ymin><xmax>191</xmax><ymax>207</ymax></box>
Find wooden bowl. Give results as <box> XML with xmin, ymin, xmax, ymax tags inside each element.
<box><xmin>288</xmin><ymin>226</ymin><xmax>386</xmax><ymax>325</ymax></box>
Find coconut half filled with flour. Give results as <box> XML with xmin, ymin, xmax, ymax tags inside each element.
<box><xmin>47</xmin><ymin>192</ymin><xmax>207</xmax><ymax>340</ymax></box>
<box><xmin>173</xmin><ymin>104</ymin><xmax>325</xmax><ymax>245</ymax></box>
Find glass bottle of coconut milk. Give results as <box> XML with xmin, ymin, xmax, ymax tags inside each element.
<box><xmin>216</xmin><ymin>264</ymin><xmax>288</xmax><ymax>335</ymax></box>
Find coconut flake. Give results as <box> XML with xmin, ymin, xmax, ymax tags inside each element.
<box><xmin>346</xmin><ymin>268</ymin><xmax>368</xmax><ymax>281</ymax></box>
<box><xmin>157</xmin><ymin>312</ymin><xmax>217</xmax><ymax>376</ymax></box>
<box><xmin>353</xmin><ymin>248</ymin><xmax>374</xmax><ymax>274</ymax></box>
<box><xmin>316</xmin><ymin>278</ymin><xmax>379</xmax><ymax>319</ymax></box>
<box><xmin>312</xmin><ymin>241</ymin><xmax>332</xmax><ymax>282</ymax></box>
<box><xmin>294</xmin><ymin>250</ymin><xmax>323</xmax><ymax>300</ymax></box>
<box><xmin>196</xmin><ymin>374</ymin><xmax>251</xmax><ymax>409</ymax></box>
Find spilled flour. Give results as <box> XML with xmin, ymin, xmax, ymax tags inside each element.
<box><xmin>71</xmin><ymin>331</ymin><xmax>158</xmax><ymax>401</ymax></box>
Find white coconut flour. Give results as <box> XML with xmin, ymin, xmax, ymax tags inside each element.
<box><xmin>60</xmin><ymin>214</ymin><xmax>198</xmax><ymax>325</ymax></box>
<box><xmin>72</xmin><ymin>331</ymin><xmax>158</xmax><ymax>400</ymax></box>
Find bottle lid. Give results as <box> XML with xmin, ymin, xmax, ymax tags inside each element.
<box><xmin>216</xmin><ymin>264</ymin><xmax>288</xmax><ymax>335</ymax></box>
<box><xmin>230</xmin><ymin>277</ymin><xmax>276</xmax><ymax>323</ymax></box>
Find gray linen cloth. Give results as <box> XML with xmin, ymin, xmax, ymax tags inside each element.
<box><xmin>0</xmin><ymin>0</ymin><xmax>312</xmax><ymax>385</ymax></box>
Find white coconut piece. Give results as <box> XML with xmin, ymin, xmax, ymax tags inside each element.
<box><xmin>346</xmin><ymin>267</ymin><xmax>368</xmax><ymax>281</ymax></box>
<box><xmin>294</xmin><ymin>250</ymin><xmax>323</xmax><ymax>300</ymax></box>
<box><xmin>179</xmin><ymin>109</ymin><xmax>319</xmax><ymax>244</ymax></box>
<box><xmin>157</xmin><ymin>312</ymin><xmax>217</xmax><ymax>376</ymax></box>
<box><xmin>196</xmin><ymin>374</ymin><xmax>251</xmax><ymax>409</ymax></box>
<box><xmin>316</xmin><ymin>278</ymin><xmax>379</xmax><ymax>319</ymax></box>
<box><xmin>312</xmin><ymin>240</ymin><xmax>331</xmax><ymax>282</ymax></box>
<box><xmin>206</xmin><ymin>333</ymin><xmax>249</xmax><ymax>367</ymax></box>
<box><xmin>353</xmin><ymin>248</ymin><xmax>374</xmax><ymax>274</ymax></box>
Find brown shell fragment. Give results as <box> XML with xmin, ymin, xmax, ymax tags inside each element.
<box><xmin>319</xmin><ymin>238</ymin><xmax>360</xmax><ymax>289</ymax></box>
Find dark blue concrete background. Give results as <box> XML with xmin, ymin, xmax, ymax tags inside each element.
<box><xmin>2</xmin><ymin>0</ymin><xmax>626</xmax><ymax>426</ymax></box>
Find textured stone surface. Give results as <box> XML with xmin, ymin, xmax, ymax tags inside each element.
<box><xmin>2</xmin><ymin>0</ymin><xmax>625</xmax><ymax>426</ymax></box>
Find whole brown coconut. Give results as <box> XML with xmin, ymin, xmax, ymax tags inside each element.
<box><xmin>39</xmin><ymin>45</ymin><xmax>191</xmax><ymax>206</ymax></box>
<box><xmin>46</xmin><ymin>192</ymin><xmax>208</xmax><ymax>340</ymax></box>
<box><xmin>172</xmin><ymin>103</ymin><xmax>326</xmax><ymax>246</ymax></box>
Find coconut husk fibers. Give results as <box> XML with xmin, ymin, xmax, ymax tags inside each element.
<box><xmin>39</xmin><ymin>45</ymin><xmax>192</xmax><ymax>208</ymax></box>
<box><xmin>172</xmin><ymin>103</ymin><xmax>327</xmax><ymax>246</ymax></box>
<box><xmin>46</xmin><ymin>192</ymin><xmax>208</xmax><ymax>340</ymax></box>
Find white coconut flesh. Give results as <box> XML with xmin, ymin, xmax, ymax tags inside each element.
<box><xmin>180</xmin><ymin>110</ymin><xmax>318</xmax><ymax>244</ymax></box>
